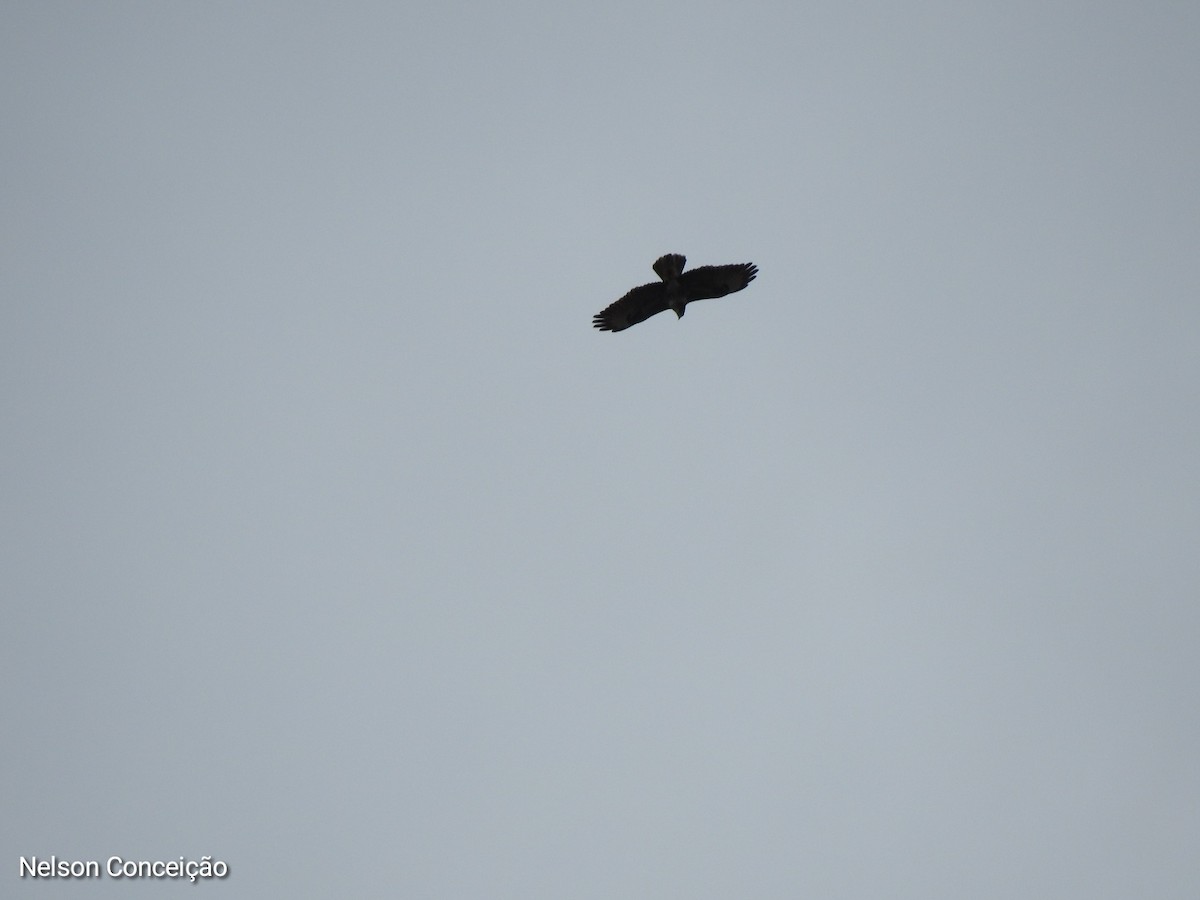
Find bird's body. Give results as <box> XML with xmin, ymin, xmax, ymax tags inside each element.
<box><xmin>592</xmin><ymin>253</ymin><xmax>758</xmax><ymax>332</ymax></box>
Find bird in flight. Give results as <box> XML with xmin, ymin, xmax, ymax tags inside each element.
<box><xmin>592</xmin><ymin>253</ymin><xmax>758</xmax><ymax>332</ymax></box>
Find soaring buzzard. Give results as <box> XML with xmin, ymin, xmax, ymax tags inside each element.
<box><xmin>592</xmin><ymin>254</ymin><xmax>758</xmax><ymax>332</ymax></box>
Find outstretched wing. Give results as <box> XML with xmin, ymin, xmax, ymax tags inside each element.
<box><xmin>592</xmin><ymin>281</ymin><xmax>669</xmax><ymax>332</ymax></box>
<box><xmin>679</xmin><ymin>262</ymin><xmax>758</xmax><ymax>302</ymax></box>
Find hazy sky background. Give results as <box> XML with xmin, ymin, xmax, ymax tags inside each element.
<box><xmin>3</xmin><ymin>2</ymin><xmax>1199</xmax><ymax>897</ymax></box>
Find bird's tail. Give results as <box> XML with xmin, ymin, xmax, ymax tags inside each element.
<box><xmin>652</xmin><ymin>253</ymin><xmax>686</xmax><ymax>282</ymax></box>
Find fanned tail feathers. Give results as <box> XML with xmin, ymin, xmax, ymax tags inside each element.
<box><xmin>652</xmin><ymin>253</ymin><xmax>686</xmax><ymax>282</ymax></box>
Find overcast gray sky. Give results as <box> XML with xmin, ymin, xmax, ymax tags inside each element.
<box><xmin>4</xmin><ymin>2</ymin><xmax>1199</xmax><ymax>897</ymax></box>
